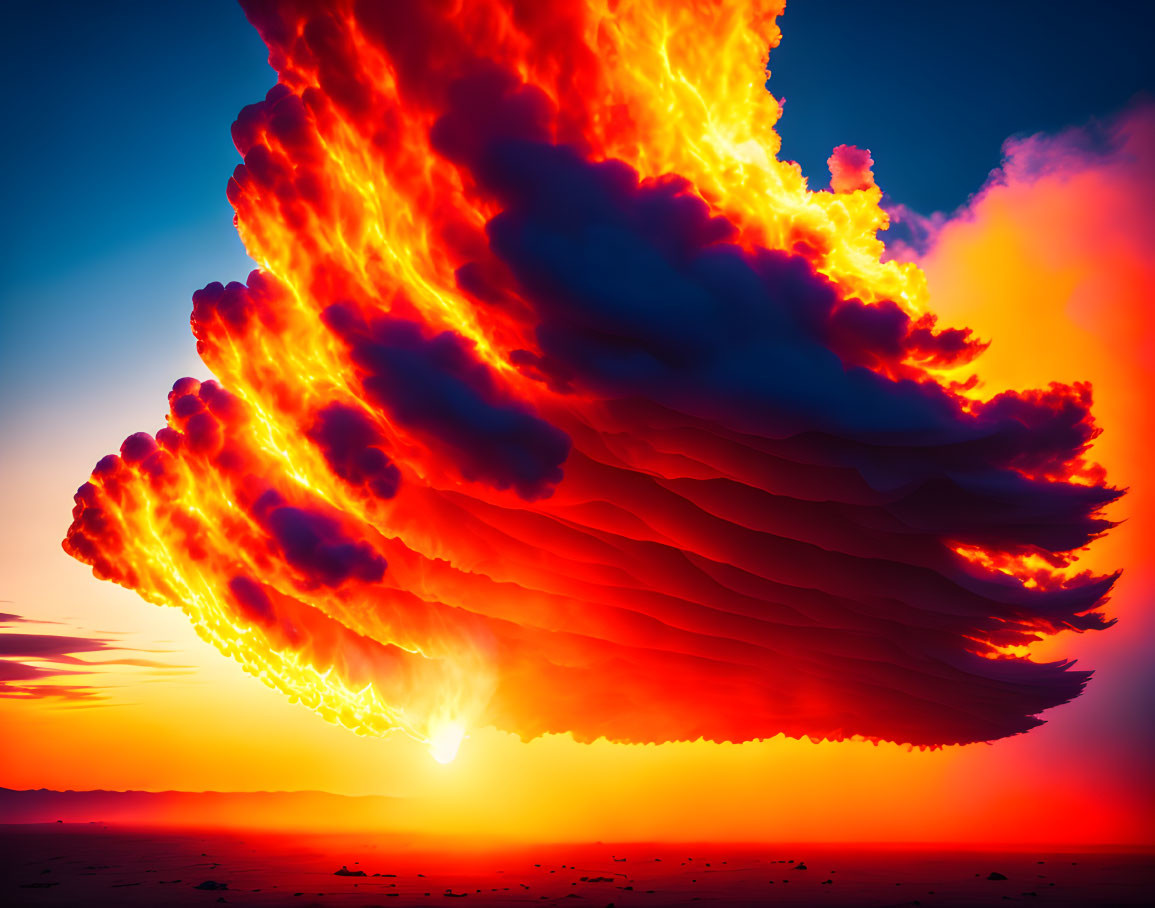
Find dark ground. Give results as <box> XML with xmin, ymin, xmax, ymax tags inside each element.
<box><xmin>2</xmin><ymin>825</ymin><xmax>1152</xmax><ymax>907</ymax></box>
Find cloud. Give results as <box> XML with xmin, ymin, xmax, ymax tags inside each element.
<box><xmin>0</xmin><ymin>613</ymin><xmax>189</xmax><ymax>704</ymax></box>
<box><xmin>885</xmin><ymin>103</ymin><xmax>1155</xmax><ymax>260</ymax></box>
<box><xmin>908</xmin><ymin>102</ymin><xmax>1155</xmax><ymax>580</ymax></box>
<box><xmin>63</xmin><ymin>0</ymin><xmax>1122</xmax><ymax>749</ymax></box>
<box><xmin>893</xmin><ymin>101</ymin><xmax>1155</xmax><ymax>779</ymax></box>
<box><xmin>828</xmin><ymin>143</ymin><xmax>876</xmax><ymax>193</ymax></box>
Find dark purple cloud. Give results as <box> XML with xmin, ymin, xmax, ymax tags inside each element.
<box><xmin>0</xmin><ymin>613</ymin><xmax>189</xmax><ymax>704</ymax></box>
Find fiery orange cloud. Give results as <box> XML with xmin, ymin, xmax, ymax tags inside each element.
<box><xmin>63</xmin><ymin>0</ymin><xmax>1122</xmax><ymax>761</ymax></box>
<box><xmin>915</xmin><ymin>104</ymin><xmax>1155</xmax><ymax>602</ymax></box>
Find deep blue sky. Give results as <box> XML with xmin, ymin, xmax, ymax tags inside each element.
<box><xmin>2</xmin><ymin>1</ymin><xmax>269</xmax><ymax>288</ymax></box>
<box><xmin>1</xmin><ymin>1</ymin><xmax>272</xmax><ymax>431</ymax></box>
<box><xmin>772</xmin><ymin>1</ymin><xmax>1155</xmax><ymax>212</ymax></box>
<box><xmin>1</xmin><ymin>0</ymin><xmax>1152</xmax><ymax>428</ymax></box>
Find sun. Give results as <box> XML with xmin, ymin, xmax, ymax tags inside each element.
<box><xmin>428</xmin><ymin>720</ymin><xmax>466</xmax><ymax>765</ymax></box>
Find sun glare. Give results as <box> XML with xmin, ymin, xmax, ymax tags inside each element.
<box><xmin>428</xmin><ymin>721</ymin><xmax>466</xmax><ymax>765</ymax></box>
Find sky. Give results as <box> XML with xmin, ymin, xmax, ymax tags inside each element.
<box><xmin>1</xmin><ymin>0</ymin><xmax>1153</xmax><ymax>845</ymax></box>
<box><xmin>771</xmin><ymin>1</ymin><xmax>1155</xmax><ymax>213</ymax></box>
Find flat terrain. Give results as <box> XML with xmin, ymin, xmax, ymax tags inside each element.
<box><xmin>2</xmin><ymin>825</ymin><xmax>1152</xmax><ymax>907</ymax></box>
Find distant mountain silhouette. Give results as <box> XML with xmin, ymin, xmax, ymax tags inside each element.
<box><xmin>0</xmin><ymin>787</ymin><xmax>406</xmax><ymax>830</ymax></box>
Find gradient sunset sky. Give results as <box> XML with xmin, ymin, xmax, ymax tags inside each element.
<box><xmin>1</xmin><ymin>0</ymin><xmax>1153</xmax><ymax>845</ymax></box>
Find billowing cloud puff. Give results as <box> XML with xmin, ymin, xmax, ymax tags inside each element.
<box><xmin>64</xmin><ymin>0</ymin><xmax>1119</xmax><ymax>751</ymax></box>
<box><xmin>828</xmin><ymin>143</ymin><xmax>876</xmax><ymax>193</ymax></box>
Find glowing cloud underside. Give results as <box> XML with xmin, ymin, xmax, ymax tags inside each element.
<box><xmin>64</xmin><ymin>0</ymin><xmax>1119</xmax><ymax>753</ymax></box>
